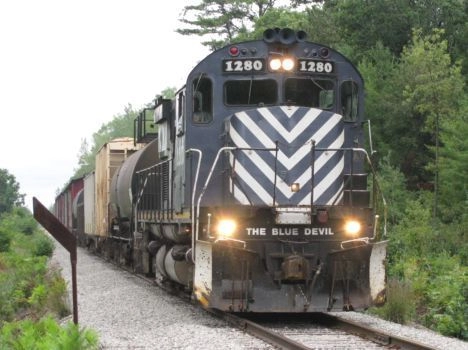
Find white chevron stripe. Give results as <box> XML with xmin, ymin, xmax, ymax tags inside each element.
<box><xmin>229</xmin><ymin>108</ymin><xmax>345</xmax><ymax>205</ymax></box>
<box><xmin>254</xmin><ymin>108</ymin><xmax>342</xmax><ymax>144</ymax></box>
<box><xmin>298</xmin><ymin>157</ymin><xmax>345</xmax><ymax>205</ymax></box>
<box><xmin>230</xmin><ymin>116</ymin><xmax>344</xmax><ymax>171</ymax></box>
<box><xmin>290</xmin><ymin>137</ymin><xmax>345</xmax><ymax>185</ymax></box>
<box><xmin>231</xmin><ymin>150</ymin><xmax>344</xmax><ymax>205</ymax></box>
<box><xmin>228</xmin><ymin>137</ymin><xmax>295</xmax><ymax>199</ymax></box>
<box><xmin>278</xmin><ymin>106</ymin><xmax>300</xmax><ymax>118</ymax></box>
<box><xmin>229</xmin><ymin>128</ymin><xmax>298</xmax><ymax>196</ymax></box>
<box><xmin>233</xmin><ymin>112</ymin><xmax>276</xmax><ymax>148</ymax></box>
<box><xmin>328</xmin><ymin>185</ymin><xmax>344</xmax><ymax>205</ymax></box>
<box><xmin>229</xmin><ymin>127</ymin><xmax>344</xmax><ymax>200</ymax></box>
<box><xmin>275</xmin><ymin>127</ymin><xmax>343</xmax><ymax>170</ymax></box>
<box><xmin>231</xmin><ymin>182</ymin><xmax>250</xmax><ymax>205</ymax></box>
<box><xmin>230</xmin><ymin>154</ymin><xmax>274</xmax><ymax>205</ymax></box>
<box><xmin>280</xmin><ymin>149</ymin><xmax>344</xmax><ymax>202</ymax></box>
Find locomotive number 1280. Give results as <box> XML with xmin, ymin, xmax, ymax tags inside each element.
<box><xmin>223</xmin><ymin>59</ymin><xmax>265</xmax><ymax>73</ymax></box>
<box><xmin>298</xmin><ymin>59</ymin><xmax>334</xmax><ymax>73</ymax></box>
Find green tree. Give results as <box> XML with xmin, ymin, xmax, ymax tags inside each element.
<box><xmin>0</xmin><ymin>169</ymin><xmax>24</xmax><ymax>214</ymax></box>
<box><xmin>323</xmin><ymin>0</ymin><xmax>468</xmax><ymax>66</ymax></box>
<box><xmin>241</xmin><ymin>8</ymin><xmax>314</xmax><ymax>42</ymax></box>
<box><xmin>160</xmin><ymin>87</ymin><xmax>177</xmax><ymax>99</ymax></box>
<box><xmin>324</xmin><ymin>0</ymin><xmax>414</xmax><ymax>58</ymax></box>
<box><xmin>400</xmin><ymin>29</ymin><xmax>464</xmax><ymax>213</ymax></box>
<box><xmin>73</xmin><ymin>88</ymin><xmax>176</xmax><ymax>180</ymax></box>
<box><xmin>362</xmin><ymin>29</ymin><xmax>464</xmax><ymax>194</ymax></box>
<box><xmin>358</xmin><ymin>42</ymin><xmax>399</xmax><ymax>158</ymax></box>
<box><xmin>74</xmin><ymin>104</ymin><xmax>139</xmax><ymax>178</ymax></box>
<box><xmin>177</xmin><ymin>0</ymin><xmax>280</xmax><ymax>50</ymax></box>
<box><xmin>409</xmin><ymin>0</ymin><xmax>468</xmax><ymax>80</ymax></box>
<box><xmin>437</xmin><ymin>100</ymin><xmax>468</xmax><ymax>222</ymax></box>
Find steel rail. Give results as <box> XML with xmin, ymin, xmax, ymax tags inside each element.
<box><xmin>321</xmin><ymin>313</ymin><xmax>434</xmax><ymax>350</ymax></box>
<box><xmin>209</xmin><ymin>310</ymin><xmax>436</xmax><ymax>350</ymax></box>
<box><xmin>207</xmin><ymin>309</ymin><xmax>310</xmax><ymax>350</ymax></box>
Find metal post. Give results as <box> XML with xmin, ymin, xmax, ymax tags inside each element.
<box><xmin>70</xmin><ymin>251</ymin><xmax>78</xmax><ymax>324</ymax></box>
<box><xmin>33</xmin><ymin>197</ymin><xmax>78</xmax><ymax>324</ymax></box>
<box><xmin>310</xmin><ymin>140</ymin><xmax>316</xmax><ymax>208</ymax></box>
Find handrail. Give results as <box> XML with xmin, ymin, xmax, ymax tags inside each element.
<box><xmin>186</xmin><ymin>148</ymin><xmax>202</xmax><ymax>264</ymax></box>
<box><xmin>195</xmin><ymin>147</ymin><xmax>237</xmax><ymax>245</ymax></box>
<box><xmin>194</xmin><ymin>146</ymin><xmax>277</xmax><ymax>231</ymax></box>
<box><xmin>228</xmin><ymin>145</ymin><xmax>387</xmax><ymax>241</ymax></box>
<box><xmin>358</xmin><ymin>148</ymin><xmax>387</xmax><ymax>238</ymax></box>
<box><xmin>134</xmin><ymin>158</ymin><xmax>173</xmax><ymax>224</ymax></box>
<box><xmin>194</xmin><ymin>144</ymin><xmax>388</xmax><ymax>255</ymax></box>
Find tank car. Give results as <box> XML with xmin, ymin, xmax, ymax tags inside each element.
<box><xmin>60</xmin><ymin>28</ymin><xmax>388</xmax><ymax>313</ymax></box>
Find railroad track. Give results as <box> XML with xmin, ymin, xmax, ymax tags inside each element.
<box><xmin>207</xmin><ymin>310</ymin><xmax>434</xmax><ymax>350</ymax></box>
<box><xmin>95</xmin><ymin>251</ymin><xmax>434</xmax><ymax>350</ymax></box>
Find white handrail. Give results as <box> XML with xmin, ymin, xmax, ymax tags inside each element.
<box><xmin>195</xmin><ymin>147</ymin><xmax>237</xmax><ymax>244</ymax></box>
<box><xmin>186</xmin><ymin>148</ymin><xmax>202</xmax><ymax>264</ymax></box>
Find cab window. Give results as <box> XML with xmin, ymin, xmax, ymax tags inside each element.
<box><xmin>176</xmin><ymin>92</ymin><xmax>185</xmax><ymax>135</ymax></box>
<box><xmin>192</xmin><ymin>76</ymin><xmax>213</xmax><ymax>124</ymax></box>
<box><xmin>340</xmin><ymin>80</ymin><xmax>359</xmax><ymax>121</ymax></box>
<box><xmin>225</xmin><ymin>79</ymin><xmax>277</xmax><ymax>106</ymax></box>
<box><xmin>284</xmin><ymin>78</ymin><xmax>334</xmax><ymax>108</ymax></box>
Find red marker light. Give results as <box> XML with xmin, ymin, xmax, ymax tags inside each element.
<box><xmin>229</xmin><ymin>46</ymin><xmax>240</xmax><ymax>56</ymax></box>
<box><xmin>320</xmin><ymin>47</ymin><xmax>330</xmax><ymax>58</ymax></box>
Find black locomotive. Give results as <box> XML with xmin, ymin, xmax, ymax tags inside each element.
<box><xmin>56</xmin><ymin>28</ymin><xmax>387</xmax><ymax>313</ymax></box>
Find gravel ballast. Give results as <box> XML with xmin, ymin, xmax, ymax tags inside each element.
<box><xmin>51</xmin><ymin>244</ymin><xmax>467</xmax><ymax>349</ymax></box>
<box><xmin>51</xmin><ymin>244</ymin><xmax>272</xmax><ymax>349</ymax></box>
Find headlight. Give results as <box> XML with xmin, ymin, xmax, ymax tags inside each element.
<box><xmin>282</xmin><ymin>57</ymin><xmax>295</xmax><ymax>71</ymax></box>
<box><xmin>268</xmin><ymin>57</ymin><xmax>295</xmax><ymax>71</ymax></box>
<box><xmin>269</xmin><ymin>58</ymin><xmax>282</xmax><ymax>71</ymax></box>
<box><xmin>344</xmin><ymin>219</ymin><xmax>361</xmax><ymax>236</ymax></box>
<box><xmin>216</xmin><ymin>219</ymin><xmax>237</xmax><ymax>237</ymax></box>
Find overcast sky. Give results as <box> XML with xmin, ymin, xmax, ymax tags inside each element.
<box><xmin>0</xmin><ymin>0</ymin><xmax>209</xmax><ymax>210</ymax></box>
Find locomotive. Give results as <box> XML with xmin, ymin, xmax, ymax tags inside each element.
<box><xmin>55</xmin><ymin>28</ymin><xmax>387</xmax><ymax>313</ymax></box>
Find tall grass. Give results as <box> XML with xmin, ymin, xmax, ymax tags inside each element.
<box><xmin>370</xmin><ymin>278</ymin><xmax>416</xmax><ymax>324</ymax></box>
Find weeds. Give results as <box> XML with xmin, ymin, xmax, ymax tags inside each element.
<box><xmin>0</xmin><ymin>316</ymin><xmax>99</xmax><ymax>350</ymax></box>
<box><xmin>0</xmin><ymin>208</ymin><xmax>99</xmax><ymax>349</ymax></box>
<box><xmin>370</xmin><ymin>278</ymin><xmax>416</xmax><ymax>324</ymax></box>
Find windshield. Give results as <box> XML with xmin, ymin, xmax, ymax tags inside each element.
<box><xmin>285</xmin><ymin>78</ymin><xmax>334</xmax><ymax>109</ymax></box>
<box><xmin>225</xmin><ymin>79</ymin><xmax>277</xmax><ymax>106</ymax></box>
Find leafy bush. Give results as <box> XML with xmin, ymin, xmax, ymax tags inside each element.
<box><xmin>370</xmin><ymin>278</ymin><xmax>416</xmax><ymax>324</ymax></box>
<box><xmin>32</xmin><ymin>235</ymin><xmax>54</xmax><ymax>257</ymax></box>
<box><xmin>0</xmin><ymin>208</ymin><xmax>68</xmax><ymax>322</ymax></box>
<box><xmin>385</xmin><ymin>195</ymin><xmax>468</xmax><ymax>339</ymax></box>
<box><xmin>0</xmin><ymin>207</ymin><xmax>37</xmax><ymax>236</ymax></box>
<box><xmin>28</xmin><ymin>284</ymin><xmax>47</xmax><ymax>315</ymax></box>
<box><xmin>376</xmin><ymin>156</ymin><xmax>414</xmax><ymax>225</ymax></box>
<box><xmin>0</xmin><ymin>254</ymin><xmax>46</xmax><ymax>321</ymax></box>
<box><xmin>422</xmin><ymin>254</ymin><xmax>468</xmax><ymax>339</ymax></box>
<box><xmin>387</xmin><ymin>195</ymin><xmax>435</xmax><ymax>275</ymax></box>
<box><xmin>0</xmin><ymin>252</ymin><xmax>72</xmax><ymax>323</ymax></box>
<box><xmin>0</xmin><ymin>228</ymin><xmax>11</xmax><ymax>252</ymax></box>
<box><xmin>44</xmin><ymin>269</ymin><xmax>70</xmax><ymax>319</ymax></box>
<box><xmin>0</xmin><ymin>316</ymin><xmax>99</xmax><ymax>350</ymax></box>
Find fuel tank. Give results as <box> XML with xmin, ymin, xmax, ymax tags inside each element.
<box><xmin>110</xmin><ymin>139</ymin><xmax>158</xmax><ymax>219</ymax></box>
<box><xmin>155</xmin><ymin>244</ymin><xmax>193</xmax><ymax>287</ymax></box>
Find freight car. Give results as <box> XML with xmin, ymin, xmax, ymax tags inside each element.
<box><xmin>56</xmin><ymin>28</ymin><xmax>388</xmax><ymax>313</ymax></box>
